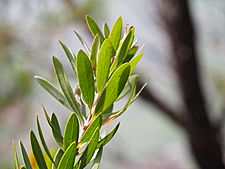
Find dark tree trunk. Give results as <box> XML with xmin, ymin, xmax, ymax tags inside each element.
<box><xmin>139</xmin><ymin>0</ymin><xmax>225</xmax><ymax>169</ymax></box>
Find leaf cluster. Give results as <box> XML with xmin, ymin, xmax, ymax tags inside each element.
<box><xmin>13</xmin><ymin>15</ymin><xmax>145</xmax><ymax>169</ymax></box>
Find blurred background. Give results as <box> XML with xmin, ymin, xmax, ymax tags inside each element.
<box><xmin>0</xmin><ymin>0</ymin><xmax>225</xmax><ymax>169</ymax></box>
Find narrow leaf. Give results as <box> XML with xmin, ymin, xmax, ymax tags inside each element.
<box><xmin>79</xmin><ymin>128</ymin><xmax>99</xmax><ymax>169</ymax></box>
<box><xmin>63</xmin><ymin>112</ymin><xmax>79</xmax><ymax>150</ymax></box>
<box><xmin>95</xmin><ymin>63</ymin><xmax>131</xmax><ymax>115</ymax></box>
<box><xmin>96</xmin><ymin>39</ymin><xmax>114</xmax><ymax>93</ymax></box>
<box><xmin>57</xmin><ymin>142</ymin><xmax>77</xmax><ymax>169</ymax></box>
<box><xmin>51</xmin><ymin>113</ymin><xmax>64</xmax><ymax>147</ymax></box>
<box><xmin>91</xmin><ymin>146</ymin><xmax>103</xmax><ymax>169</ymax></box>
<box><xmin>74</xmin><ymin>30</ymin><xmax>90</xmax><ymax>54</ymax></box>
<box><xmin>52</xmin><ymin>148</ymin><xmax>64</xmax><ymax>169</ymax></box>
<box><xmin>59</xmin><ymin>41</ymin><xmax>77</xmax><ymax>75</ymax></box>
<box><xmin>90</xmin><ymin>34</ymin><xmax>99</xmax><ymax>71</ymax></box>
<box><xmin>36</xmin><ymin>115</ymin><xmax>55</xmax><ymax>164</ymax></box>
<box><xmin>79</xmin><ymin>115</ymin><xmax>102</xmax><ymax>146</ymax></box>
<box><xmin>42</xmin><ymin>107</ymin><xmax>63</xmax><ymax>144</ymax></box>
<box><xmin>13</xmin><ymin>140</ymin><xmax>20</xmax><ymax>169</ymax></box>
<box><xmin>97</xmin><ymin>123</ymin><xmax>120</xmax><ymax>148</ymax></box>
<box><xmin>52</xmin><ymin>56</ymin><xmax>82</xmax><ymax>120</ymax></box>
<box><xmin>76</xmin><ymin>50</ymin><xmax>95</xmax><ymax>107</ymax></box>
<box><xmin>109</xmin><ymin>16</ymin><xmax>122</xmax><ymax>51</ymax></box>
<box><xmin>30</xmin><ymin>130</ymin><xmax>48</xmax><ymax>169</ymax></box>
<box><xmin>86</xmin><ymin>15</ymin><xmax>104</xmax><ymax>44</ymax></box>
<box><xmin>35</xmin><ymin>76</ymin><xmax>71</xmax><ymax>110</ymax></box>
<box><xmin>129</xmin><ymin>52</ymin><xmax>143</xmax><ymax>74</ymax></box>
<box><xmin>103</xmin><ymin>22</ymin><xmax>110</xmax><ymax>38</ymax></box>
<box><xmin>110</xmin><ymin>29</ymin><xmax>134</xmax><ymax>73</ymax></box>
<box><xmin>19</xmin><ymin>141</ymin><xmax>32</xmax><ymax>169</ymax></box>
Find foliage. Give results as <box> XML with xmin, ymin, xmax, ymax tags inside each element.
<box><xmin>13</xmin><ymin>15</ymin><xmax>144</xmax><ymax>169</ymax></box>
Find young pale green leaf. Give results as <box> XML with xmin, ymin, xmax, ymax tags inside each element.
<box><xmin>57</xmin><ymin>142</ymin><xmax>77</xmax><ymax>169</ymax></box>
<box><xmin>59</xmin><ymin>41</ymin><xmax>76</xmax><ymax>75</ymax></box>
<box><xmin>30</xmin><ymin>131</ymin><xmax>48</xmax><ymax>169</ymax></box>
<box><xmin>95</xmin><ymin>63</ymin><xmax>131</xmax><ymax>115</ymax></box>
<box><xmin>123</xmin><ymin>45</ymin><xmax>139</xmax><ymax>63</ymax></box>
<box><xmin>52</xmin><ymin>56</ymin><xmax>82</xmax><ymax>120</ymax></box>
<box><xmin>110</xmin><ymin>29</ymin><xmax>134</xmax><ymax>73</ymax></box>
<box><xmin>63</xmin><ymin>112</ymin><xmax>79</xmax><ymax>150</ymax></box>
<box><xmin>85</xmin><ymin>15</ymin><xmax>104</xmax><ymax>44</ymax></box>
<box><xmin>97</xmin><ymin>123</ymin><xmax>120</xmax><ymax>148</ymax></box>
<box><xmin>90</xmin><ymin>34</ymin><xmax>99</xmax><ymax>71</ymax></box>
<box><xmin>96</xmin><ymin>39</ymin><xmax>114</xmax><ymax>93</ymax></box>
<box><xmin>36</xmin><ymin>115</ymin><xmax>55</xmax><ymax>165</ymax></box>
<box><xmin>19</xmin><ymin>141</ymin><xmax>32</xmax><ymax>169</ymax></box>
<box><xmin>79</xmin><ymin>115</ymin><xmax>102</xmax><ymax>146</ymax></box>
<box><xmin>109</xmin><ymin>16</ymin><xmax>122</xmax><ymax>51</ymax></box>
<box><xmin>76</xmin><ymin>50</ymin><xmax>95</xmax><ymax>108</ymax></box>
<box><xmin>52</xmin><ymin>148</ymin><xmax>64</xmax><ymax>169</ymax></box>
<box><xmin>79</xmin><ymin>128</ymin><xmax>99</xmax><ymax>169</ymax></box>
<box><xmin>20</xmin><ymin>166</ymin><xmax>26</xmax><ymax>169</ymax></box>
<box><xmin>13</xmin><ymin>140</ymin><xmax>20</xmax><ymax>169</ymax></box>
<box><xmin>91</xmin><ymin>146</ymin><xmax>103</xmax><ymax>169</ymax></box>
<box><xmin>103</xmin><ymin>22</ymin><xmax>110</xmax><ymax>38</ymax></box>
<box><xmin>129</xmin><ymin>52</ymin><xmax>143</xmax><ymax>74</ymax></box>
<box><xmin>117</xmin><ymin>74</ymin><xmax>138</xmax><ymax>101</ymax></box>
<box><xmin>35</xmin><ymin>76</ymin><xmax>71</xmax><ymax>110</ymax></box>
<box><xmin>51</xmin><ymin>113</ymin><xmax>64</xmax><ymax>147</ymax></box>
<box><xmin>74</xmin><ymin>30</ymin><xmax>90</xmax><ymax>54</ymax></box>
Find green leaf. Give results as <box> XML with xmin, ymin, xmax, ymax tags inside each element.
<box><xmin>123</xmin><ymin>45</ymin><xmax>139</xmax><ymax>63</ymax></box>
<box><xmin>110</xmin><ymin>29</ymin><xmax>134</xmax><ymax>73</ymax></box>
<box><xmin>51</xmin><ymin>113</ymin><xmax>64</xmax><ymax>147</ymax></box>
<box><xmin>59</xmin><ymin>41</ymin><xmax>76</xmax><ymax>76</ymax></box>
<box><xmin>117</xmin><ymin>74</ymin><xmax>138</xmax><ymax>101</ymax></box>
<box><xmin>19</xmin><ymin>141</ymin><xmax>32</xmax><ymax>169</ymax></box>
<box><xmin>91</xmin><ymin>146</ymin><xmax>103</xmax><ymax>169</ymax></box>
<box><xmin>63</xmin><ymin>112</ymin><xmax>79</xmax><ymax>150</ymax></box>
<box><xmin>129</xmin><ymin>52</ymin><xmax>143</xmax><ymax>74</ymax></box>
<box><xmin>106</xmin><ymin>78</ymin><xmax>138</xmax><ymax>121</ymax></box>
<box><xmin>52</xmin><ymin>148</ymin><xmax>64</xmax><ymax>169</ymax></box>
<box><xmin>97</xmin><ymin>123</ymin><xmax>120</xmax><ymax>148</ymax></box>
<box><xmin>85</xmin><ymin>15</ymin><xmax>104</xmax><ymax>44</ymax></box>
<box><xmin>74</xmin><ymin>30</ymin><xmax>90</xmax><ymax>54</ymax></box>
<box><xmin>103</xmin><ymin>22</ymin><xmax>110</xmax><ymax>38</ymax></box>
<box><xmin>76</xmin><ymin>50</ymin><xmax>95</xmax><ymax>108</ymax></box>
<box><xmin>35</xmin><ymin>76</ymin><xmax>71</xmax><ymax>110</ymax></box>
<box><xmin>42</xmin><ymin>108</ymin><xmax>64</xmax><ymax>148</ymax></box>
<box><xmin>95</xmin><ymin>63</ymin><xmax>131</xmax><ymax>115</ymax></box>
<box><xmin>90</xmin><ymin>34</ymin><xmax>99</xmax><ymax>71</ymax></box>
<box><xmin>79</xmin><ymin>115</ymin><xmax>102</xmax><ymax>146</ymax></box>
<box><xmin>57</xmin><ymin>142</ymin><xmax>77</xmax><ymax>169</ymax></box>
<box><xmin>79</xmin><ymin>128</ymin><xmax>99</xmax><ymax>169</ymax></box>
<box><xmin>52</xmin><ymin>56</ymin><xmax>82</xmax><ymax>120</ymax></box>
<box><xmin>20</xmin><ymin>166</ymin><xmax>26</xmax><ymax>169</ymax></box>
<box><xmin>96</xmin><ymin>39</ymin><xmax>114</xmax><ymax>93</ymax></box>
<box><xmin>30</xmin><ymin>130</ymin><xmax>48</xmax><ymax>169</ymax></box>
<box><xmin>13</xmin><ymin>140</ymin><xmax>19</xmax><ymax>169</ymax></box>
<box><xmin>36</xmin><ymin>115</ymin><xmax>55</xmax><ymax>165</ymax></box>
<box><xmin>109</xmin><ymin>16</ymin><xmax>122</xmax><ymax>51</ymax></box>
